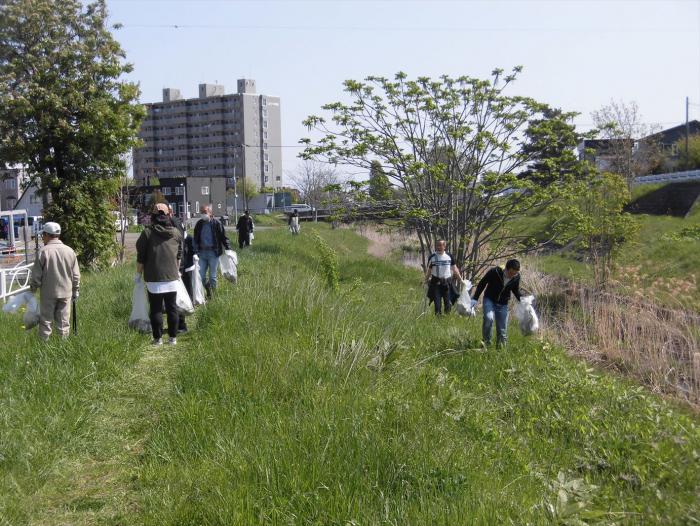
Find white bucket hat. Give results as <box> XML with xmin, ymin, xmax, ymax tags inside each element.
<box><xmin>42</xmin><ymin>222</ymin><xmax>61</xmax><ymax>235</ymax></box>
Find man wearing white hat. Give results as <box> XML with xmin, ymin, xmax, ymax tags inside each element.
<box><xmin>30</xmin><ymin>222</ymin><xmax>81</xmax><ymax>340</ymax></box>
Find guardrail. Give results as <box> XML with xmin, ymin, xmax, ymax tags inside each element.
<box><xmin>634</xmin><ymin>169</ymin><xmax>700</xmax><ymax>185</ymax></box>
<box><xmin>0</xmin><ymin>261</ymin><xmax>32</xmax><ymax>303</ymax></box>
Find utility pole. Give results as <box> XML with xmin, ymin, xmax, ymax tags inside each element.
<box><xmin>686</xmin><ymin>96</ymin><xmax>690</xmax><ymax>163</ymax></box>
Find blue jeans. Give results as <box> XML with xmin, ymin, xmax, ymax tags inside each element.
<box><xmin>483</xmin><ymin>297</ymin><xmax>509</xmax><ymax>346</ymax></box>
<box><xmin>198</xmin><ymin>250</ymin><xmax>219</xmax><ymax>290</ymax></box>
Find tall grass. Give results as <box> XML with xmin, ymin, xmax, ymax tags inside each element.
<box><xmin>523</xmin><ymin>265</ymin><xmax>700</xmax><ymax>406</ymax></box>
<box><xmin>1</xmin><ymin>225</ymin><xmax>699</xmax><ymax>524</ymax></box>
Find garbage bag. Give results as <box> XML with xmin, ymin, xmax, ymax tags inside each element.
<box><xmin>455</xmin><ymin>279</ymin><xmax>477</xmax><ymax>317</ymax></box>
<box><xmin>175</xmin><ymin>278</ymin><xmax>194</xmax><ymax>316</ymax></box>
<box><xmin>3</xmin><ymin>291</ymin><xmax>32</xmax><ymax>314</ymax></box>
<box><xmin>219</xmin><ymin>249</ymin><xmax>238</xmax><ymax>283</ymax></box>
<box><xmin>128</xmin><ymin>275</ymin><xmax>151</xmax><ymax>333</ymax></box>
<box><xmin>23</xmin><ymin>293</ymin><xmax>40</xmax><ymax>330</ymax></box>
<box><xmin>192</xmin><ymin>258</ymin><xmax>206</xmax><ymax>306</ymax></box>
<box><xmin>513</xmin><ymin>295</ymin><xmax>539</xmax><ymax>335</ymax></box>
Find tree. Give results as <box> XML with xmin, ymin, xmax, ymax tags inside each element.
<box><xmin>590</xmin><ymin>100</ymin><xmax>661</xmax><ymax>187</ymax></box>
<box><xmin>0</xmin><ymin>0</ymin><xmax>144</xmax><ymax>268</ymax></box>
<box><xmin>674</xmin><ymin>133</ymin><xmax>700</xmax><ymax>171</ymax></box>
<box><xmin>301</xmin><ymin>69</ymin><xmax>588</xmax><ymax>278</ymax></box>
<box><xmin>368</xmin><ymin>160</ymin><xmax>392</xmax><ymax>201</ymax></box>
<box><xmin>288</xmin><ymin>160</ymin><xmax>340</xmax><ymax>208</ymax></box>
<box><xmin>552</xmin><ymin>172</ymin><xmax>639</xmax><ymax>287</ymax></box>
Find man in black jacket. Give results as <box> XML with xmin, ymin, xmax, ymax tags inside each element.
<box><xmin>471</xmin><ymin>259</ymin><xmax>522</xmax><ymax>347</ymax></box>
<box><xmin>236</xmin><ymin>210</ymin><xmax>254</xmax><ymax>249</ymax></box>
<box><xmin>193</xmin><ymin>205</ymin><xmax>231</xmax><ymax>297</ymax></box>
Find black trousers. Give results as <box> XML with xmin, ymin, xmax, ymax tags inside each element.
<box><xmin>431</xmin><ymin>278</ymin><xmax>451</xmax><ymax>315</ymax></box>
<box><xmin>238</xmin><ymin>232</ymin><xmax>250</xmax><ymax>249</ymax></box>
<box><xmin>147</xmin><ymin>290</ymin><xmax>179</xmax><ymax>339</ymax></box>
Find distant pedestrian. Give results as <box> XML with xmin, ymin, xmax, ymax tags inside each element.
<box><xmin>236</xmin><ymin>209</ymin><xmax>254</xmax><ymax>248</ymax></box>
<box><xmin>288</xmin><ymin>210</ymin><xmax>300</xmax><ymax>235</ymax></box>
<box><xmin>136</xmin><ymin>203</ymin><xmax>183</xmax><ymax>345</ymax></box>
<box><xmin>29</xmin><ymin>222</ymin><xmax>80</xmax><ymax>340</ymax></box>
<box><xmin>424</xmin><ymin>239</ymin><xmax>462</xmax><ymax>315</ymax></box>
<box><xmin>193</xmin><ymin>204</ymin><xmax>231</xmax><ymax>297</ymax></box>
<box><xmin>471</xmin><ymin>259</ymin><xmax>522</xmax><ymax>347</ymax></box>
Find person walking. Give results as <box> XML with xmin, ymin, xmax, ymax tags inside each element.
<box><xmin>471</xmin><ymin>259</ymin><xmax>522</xmax><ymax>347</ymax></box>
<box><xmin>193</xmin><ymin>204</ymin><xmax>231</xmax><ymax>297</ymax></box>
<box><xmin>424</xmin><ymin>239</ymin><xmax>462</xmax><ymax>315</ymax></box>
<box><xmin>288</xmin><ymin>210</ymin><xmax>300</xmax><ymax>235</ymax></box>
<box><xmin>136</xmin><ymin>203</ymin><xmax>183</xmax><ymax>346</ymax></box>
<box><xmin>236</xmin><ymin>210</ymin><xmax>254</xmax><ymax>248</ymax></box>
<box><xmin>29</xmin><ymin>222</ymin><xmax>80</xmax><ymax>341</ymax></box>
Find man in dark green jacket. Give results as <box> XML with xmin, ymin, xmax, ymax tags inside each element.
<box><xmin>136</xmin><ymin>203</ymin><xmax>183</xmax><ymax>345</ymax></box>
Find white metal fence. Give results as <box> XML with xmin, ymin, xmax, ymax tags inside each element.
<box><xmin>0</xmin><ymin>261</ymin><xmax>32</xmax><ymax>303</ymax></box>
<box><xmin>634</xmin><ymin>169</ymin><xmax>700</xmax><ymax>186</ymax></box>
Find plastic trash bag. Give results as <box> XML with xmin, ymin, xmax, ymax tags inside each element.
<box><xmin>455</xmin><ymin>279</ymin><xmax>477</xmax><ymax>317</ymax></box>
<box><xmin>175</xmin><ymin>278</ymin><xmax>194</xmax><ymax>316</ymax></box>
<box><xmin>23</xmin><ymin>293</ymin><xmax>40</xmax><ymax>330</ymax></box>
<box><xmin>514</xmin><ymin>295</ymin><xmax>540</xmax><ymax>335</ymax></box>
<box><xmin>128</xmin><ymin>275</ymin><xmax>151</xmax><ymax>333</ymax></box>
<box><xmin>3</xmin><ymin>291</ymin><xmax>32</xmax><ymax>314</ymax></box>
<box><xmin>219</xmin><ymin>249</ymin><xmax>238</xmax><ymax>283</ymax></box>
<box><xmin>192</xmin><ymin>257</ymin><xmax>206</xmax><ymax>306</ymax></box>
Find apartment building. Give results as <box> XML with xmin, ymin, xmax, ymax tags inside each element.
<box><xmin>133</xmin><ymin>79</ymin><xmax>282</xmax><ymax>216</ymax></box>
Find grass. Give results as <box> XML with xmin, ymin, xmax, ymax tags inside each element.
<box><xmin>1</xmin><ymin>225</ymin><xmax>699</xmax><ymax>524</ymax></box>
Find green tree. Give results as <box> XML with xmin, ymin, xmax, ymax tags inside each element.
<box><xmin>552</xmin><ymin>172</ymin><xmax>639</xmax><ymax>287</ymax></box>
<box><xmin>0</xmin><ymin>0</ymin><xmax>144</xmax><ymax>268</ymax></box>
<box><xmin>368</xmin><ymin>160</ymin><xmax>392</xmax><ymax>201</ymax></box>
<box><xmin>674</xmin><ymin>133</ymin><xmax>700</xmax><ymax>171</ymax></box>
<box><xmin>301</xmin><ymin>69</ymin><xmax>587</xmax><ymax>278</ymax></box>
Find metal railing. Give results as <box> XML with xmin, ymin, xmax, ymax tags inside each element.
<box><xmin>634</xmin><ymin>169</ymin><xmax>700</xmax><ymax>186</ymax></box>
<box><xmin>0</xmin><ymin>260</ymin><xmax>32</xmax><ymax>303</ymax></box>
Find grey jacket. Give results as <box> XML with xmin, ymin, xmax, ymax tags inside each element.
<box><xmin>30</xmin><ymin>239</ymin><xmax>81</xmax><ymax>300</ymax></box>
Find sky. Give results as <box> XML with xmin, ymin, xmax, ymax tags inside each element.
<box><xmin>106</xmin><ymin>0</ymin><xmax>700</xmax><ymax>181</ymax></box>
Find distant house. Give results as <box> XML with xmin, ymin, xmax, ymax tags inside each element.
<box><xmin>14</xmin><ymin>182</ymin><xmax>43</xmax><ymax>217</ymax></box>
<box><xmin>577</xmin><ymin>138</ymin><xmax>628</xmax><ymax>171</ymax></box>
<box><xmin>0</xmin><ymin>167</ymin><xmax>28</xmax><ymax>212</ymax></box>
<box><xmin>643</xmin><ymin>120</ymin><xmax>700</xmax><ymax>171</ymax></box>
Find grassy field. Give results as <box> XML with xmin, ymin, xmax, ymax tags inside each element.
<box><xmin>1</xmin><ymin>225</ymin><xmax>699</xmax><ymax>524</ymax></box>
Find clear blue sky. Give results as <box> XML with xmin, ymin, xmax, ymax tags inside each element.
<box><xmin>107</xmin><ymin>0</ymin><xmax>700</xmax><ymax>180</ymax></box>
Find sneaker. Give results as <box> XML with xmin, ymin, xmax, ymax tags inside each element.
<box><xmin>167</xmin><ymin>337</ymin><xmax>177</xmax><ymax>346</ymax></box>
<box><xmin>151</xmin><ymin>338</ymin><xmax>163</xmax><ymax>346</ymax></box>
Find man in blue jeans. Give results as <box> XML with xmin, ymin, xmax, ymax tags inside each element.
<box><xmin>471</xmin><ymin>259</ymin><xmax>522</xmax><ymax>347</ymax></box>
<box><xmin>193</xmin><ymin>205</ymin><xmax>231</xmax><ymax>298</ymax></box>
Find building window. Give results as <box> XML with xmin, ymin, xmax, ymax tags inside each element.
<box><xmin>264</xmin><ymin>176</ymin><xmax>269</xmax><ymax>182</ymax></box>
<box><xmin>29</xmin><ymin>193</ymin><xmax>39</xmax><ymax>204</ymax></box>
<box><xmin>263</xmin><ymin>142</ymin><xmax>268</xmax><ymax>149</ymax></box>
<box><xmin>262</xmin><ymin>97</ymin><xmax>267</xmax><ymax>106</ymax></box>
<box><xmin>4</xmin><ymin>179</ymin><xmax>16</xmax><ymax>189</ymax></box>
<box><xmin>162</xmin><ymin>187</ymin><xmax>172</xmax><ymax>195</ymax></box>
<box><xmin>263</xmin><ymin>120</ymin><xmax>268</xmax><ymax>129</ymax></box>
<box><xmin>201</xmin><ymin>186</ymin><xmax>209</xmax><ymax>195</ymax></box>
<box><xmin>276</xmin><ymin>176</ymin><xmax>281</xmax><ymax>181</ymax></box>
<box><xmin>265</xmin><ymin>164</ymin><xmax>269</xmax><ymax>172</ymax></box>
<box><xmin>264</xmin><ymin>153</ymin><xmax>269</xmax><ymax>161</ymax></box>
<box><xmin>175</xmin><ymin>186</ymin><xmax>185</xmax><ymax>196</ymax></box>
<box><xmin>262</xmin><ymin>109</ymin><xmax>267</xmax><ymax>117</ymax></box>
<box><xmin>263</xmin><ymin>131</ymin><xmax>268</xmax><ymax>139</ymax></box>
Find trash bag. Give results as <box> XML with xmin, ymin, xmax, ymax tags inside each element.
<box><xmin>23</xmin><ymin>293</ymin><xmax>40</xmax><ymax>330</ymax></box>
<box><xmin>455</xmin><ymin>279</ymin><xmax>477</xmax><ymax>317</ymax></box>
<box><xmin>513</xmin><ymin>295</ymin><xmax>539</xmax><ymax>335</ymax></box>
<box><xmin>175</xmin><ymin>278</ymin><xmax>194</xmax><ymax>316</ymax></box>
<box><xmin>219</xmin><ymin>249</ymin><xmax>238</xmax><ymax>283</ymax></box>
<box><xmin>128</xmin><ymin>275</ymin><xmax>151</xmax><ymax>333</ymax></box>
<box><xmin>192</xmin><ymin>257</ymin><xmax>206</xmax><ymax>306</ymax></box>
<box><xmin>3</xmin><ymin>291</ymin><xmax>32</xmax><ymax>314</ymax></box>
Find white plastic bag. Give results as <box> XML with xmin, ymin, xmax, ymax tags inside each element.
<box><xmin>455</xmin><ymin>279</ymin><xmax>476</xmax><ymax>317</ymax></box>
<box><xmin>128</xmin><ymin>275</ymin><xmax>151</xmax><ymax>333</ymax></box>
<box><xmin>192</xmin><ymin>257</ymin><xmax>206</xmax><ymax>306</ymax></box>
<box><xmin>23</xmin><ymin>293</ymin><xmax>40</xmax><ymax>330</ymax></box>
<box><xmin>514</xmin><ymin>295</ymin><xmax>539</xmax><ymax>335</ymax></box>
<box><xmin>175</xmin><ymin>278</ymin><xmax>194</xmax><ymax>316</ymax></box>
<box><xmin>3</xmin><ymin>291</ymin><xmax>32</xmax><ymax>314</ymax></box>
<box><xmin>219</xmin><ymin>249</ymin><xmax>238</xmax><ymax>283</ymax></box>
